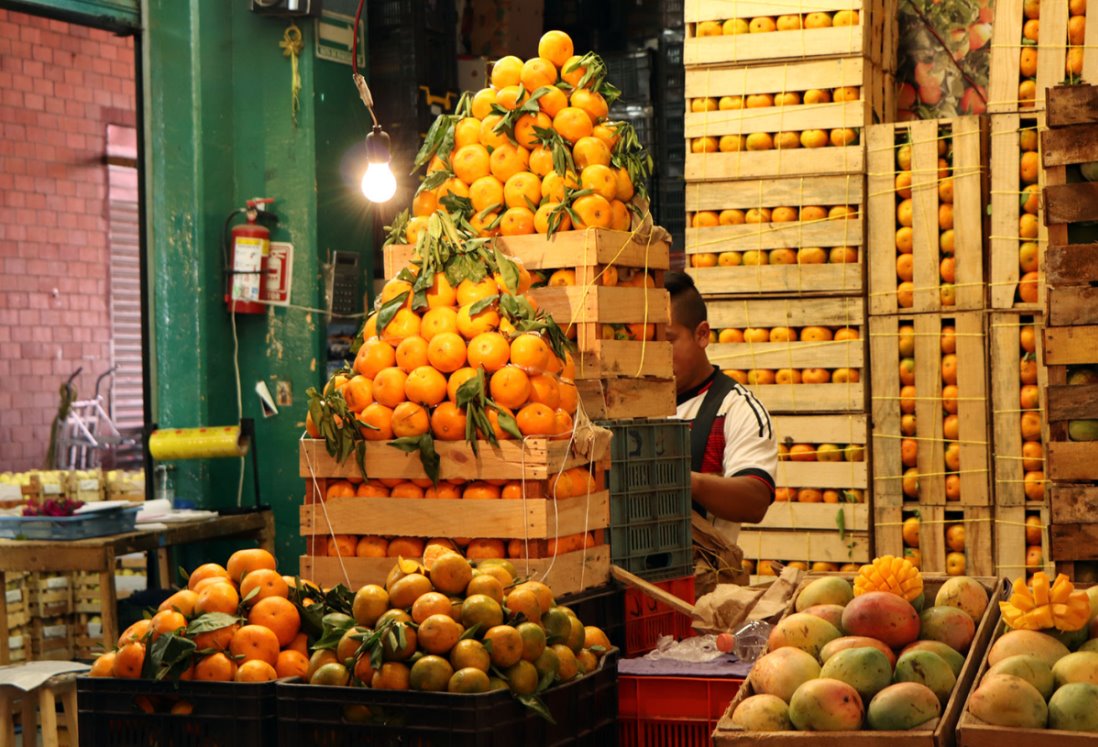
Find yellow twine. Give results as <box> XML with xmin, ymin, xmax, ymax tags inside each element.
<box><xmin>280</xmin><ymin>23</ymin><xmax>304</xmax><ymax>126</ymax></box>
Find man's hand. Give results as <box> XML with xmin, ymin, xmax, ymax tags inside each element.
<box><xmin>690</xmin><ymin>471</ymin><xmax>772</xmax><ymax>524</ymax></box>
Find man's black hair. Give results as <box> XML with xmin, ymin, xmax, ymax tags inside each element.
<box><xmin>664</xmin><ymin>270</ymin><xmax>708</xmax><ymax>330</ymax></box>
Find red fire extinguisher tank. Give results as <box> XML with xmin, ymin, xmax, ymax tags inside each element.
<box><xmin>226</xmin><ymin>198</ymin><xmax>272</xmax><ymax>314</ymax></box>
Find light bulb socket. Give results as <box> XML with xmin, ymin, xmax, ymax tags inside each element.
<box><xmin>366</xmin><ymin>125</ymin><xmax>391</xmax><ymax>165</ymax></box>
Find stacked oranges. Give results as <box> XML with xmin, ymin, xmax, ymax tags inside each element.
<box><xmin>688</xmin><ymin>205</ymin><xmax>860</xmax><ymax>269</ymax></box>
<box><xmin>399</xmin><ymin>30</ymin><xmax>648</xmax><ymax>241</ymax></box>
<box><xmin>713</xmin><ymin>324</ymin><xmax>861</xmax><ymax>387</ymax></box>
<box><xmin>89</xmin><ymin>549</ymin><xmax>310</xmax><ymax>685</ymax></box>
<box><xmin>1017</xmin><ymin>126</ymin><xmax>1041</xmax><ymax>304</ymax></box>
<box><xmin>900</xmin><ymin>515</ymin><xmax>968</xmax><ymax>576</ymax></box>
<box><xmin>1016</xmin><ymin>0</ymin><xmax>1087</xmax><ymax>108</ymax></box>
<box><xmin>774</xmin><ymin>440</ymin><xmax>866</xmax><ymax>504</ymax></box>
<box><xmin>694</xmin><ymin>10</ymin><xmax>860</xmax><ymax>38</ymax></box>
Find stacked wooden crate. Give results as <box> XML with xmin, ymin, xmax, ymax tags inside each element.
<box><xmin>866</xmin><ymin>116</ymin><xmax>994</xmax><ymax>576</ymax></box>
<box><xmin>1038</xmin><ymin>85</ymin><xmax>1098</xmax><ymax>580</ymax></box>
<box><xmin>5</xmin><ymin>573</ymin><xmax>27</xmax><ymax>664</ymax></box>
<box><xmin>681</xmin><ymin>0</ymin><xmax>896</xmax><ymax>574</ymax></box>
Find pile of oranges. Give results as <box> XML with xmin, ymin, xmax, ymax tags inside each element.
<box><xmin>900</xmin><ymin>515</ymin><xmax>969</xmax><ymax>576</ymax></box>
<box><xmin>892</xmin><ymin>127</ymin><xmax>957</xmax><ymax>308</ymax></box>
<box><xmin>774</xmin><ymin>441</ymin><xmax>866</xmax><ymax>504</ymax></box>
<box><xmin>305</xmin><ymin>550</ymin><xmax>613</xmax><ymax>695</ymax></box>
<box><xmin>713</xmin><ymin>325</ymin><xmax>861</xmax><ymax>387</ymax></box>
<box><xmin>1017</xmin><ymin>319</ymin><xmax>1045</xmax><ymax>503</ymax></box>
<box><xmin>896</xmin><ymin>323</ymin><xmax>968</xmax><ymax>502</ymax></box>
<box><xmin>1017</xmin><ymin>126</ymin><xmax>1041</xmax><ymax>304</ymax></box>
<box><xmin>1016</xmin><ymin>0</ymin><xmax>1087</xmax><ymax>107</ymax></box>
<box><xmin>89</xmin><ymin>548</ymin><xmax>310</xmax><ymax>686</ymax></box>
<box><xmin>689</xmin><ymin>84</ymin><xmax>861</xmax><ymax>116</ymax></box>
<box><xmin>398</xmin><ymin>30</ymin><xmax>648</xmax><ymax>240</ymax></box>
<box><xmin>689</xmin><ymin>205</ymin><xmax>860</xmax><ymax>269</ymax></box>
<box><xmin>693</xmin><ymin>11</ymin><xmax>860</xmax><ymax>37</ymax></box>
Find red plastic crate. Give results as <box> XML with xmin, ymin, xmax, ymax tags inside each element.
<box><xmin>618</xmin><ymin>674</ymin><xmax>743</xmax><ymax>747</ymax></box>
<box><xmin>624</xmin><ymin>576</ymin><xmax>695</xmax><ymax>657</ymax></box>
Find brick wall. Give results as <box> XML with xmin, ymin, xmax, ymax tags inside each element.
<box><xmin>0</xmin><ymin>10</ymin><xmax>136</xmax><ymax>471</ymax></box>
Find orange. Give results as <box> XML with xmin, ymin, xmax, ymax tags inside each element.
<box><xmin>1025</xmin><ymin>514</ymin><xmax>1043</xmax><ymax>546</ymax></box>
<box><xmin>902</xmin><ymin>438</ymin><xmax>918</xmax><ymax>467</ymax></box>
<box><xmin>239</xmin><ymin>568</ymin><xmax>289</xmax><ymax>606</ymax></box>
<box><xmin>195</xmin><ymin>582</ymin><xmax>240</xmax><ymax>616</ymax></box>
<box><xmin>490</xmin><ymin>55</ymin><xmax>524</xmax><ymax>88</ymax></box>
<box><xmin>946</xmin><ymin>524</ymin><xmax>965</xmax><ymax>552</ymax></box>
<box><xmin>538</xmin><ymin>31</ymin><xmax>574</xmax><ymax>68</ymax></box>
<box><xmin>490</xmin><ymin>143</ymin><xmax>530</xmax><ymax>183</ymax></box>
<box><xmin>1022</xmin><ymin>441</ymin><xmax>1044</xmax><ymax>472</ymax></box>
<box><xmin>559</xmin><ymin>55</ymin><xmax>587</xmax><ymax>87</ymax></box>
<box><xmin>358</xmin><ymin>403</ymin><xmax>394</xmax><ymax>441</ymax></box>
<box><xmin>516</xmin><ymin>402</ymin><xmax>557</xmax><ymax>436</ymax></box>
<box><xmin>504</xmin><ymin>172</ymin><xmax>543</xmax><ymax>210</ymax></box>
<box><xmin>537</xmin><ymin>86</ymin><xmax>569</xmax><ymax>118</ymax></box>
<box><xmin>490</xmin><ymin>366</ymin><xmax>531</xmax><ymax>409</ymax></box>
<box><xmin>230</xmin><ymin>624</ymin><xmax>280</xmax><ymax>667</ymax></box>
<box><xmin>1021</xmin><ymin>411</ymin><xmax>1043</xmax><ymax>442</ymax></box>
<box><xmin>158</xmin><ymin>589</ymin><xmax>199</xmax><ymax>617</ymax></box>
<box><xmin>558</xmin><ymin>381</ymin><xmax>578</xmax><ymax>414</ymax></box>
<box><xmin>425</xmin><ymin>331</ymin><xmax>467</xmax><ymax>374</ymax></box>
<box><xmin>235</xmin><ymin>660</ymin><xmax>277</xmax><ymax>683</ymax></box>
<box><xmin>800</xmin><ymin>130</ymin><xmax>828</xmax><ymax>148</ymax></box>
<box><xmin>447</xmin><ymin>367</ymin><xmax>479</xmax><ymax>402</ymax></box>
<box><xmin>534</xmin><ymin>202</ymin><xmax>571</xmax><ymax>234</ymax></box>
<box><xmin>745</xmin><ymin>132</ymin><xmax>773</xmax><ymax>151</ymax></box>
<box><xmin>355</xmin><ymin>338</ymin><xmax>397</xmax><ymax>379</ymax></box>
<box><xmin>750</xmin><ymin>16</ymin><xmax>777</xmax><ymax>32</ymax></box>
<box><xmin>573</xmin><ymin>136</ymin><xmax>612</xmax><ymax>170</ymax></box>
<box><xmin>187</xmin><ymin>563</ymin><xmax>230</xmax><ymax>591</ymax></box>
<box><xmin>326</xmin><ymin>534</ymin><xmax>356</xmax><ymax>557</ymax></box>
<box><xmin>805</xmin><ymin>12</ymin><xmax>832</xmax><ymax>28</ymax></box>
<box><xmin>1026</xmin><ymin>545</ymin><xmax>1043</xmax><ymax>570</ymax></box>
<box><xmin>469</xmin><ymin>176</ymin><xmax>505</xmax><ymax>215</ymax></box>
<box><xmin>388</xmin><ymin>537</ymin><xmax>427</xmax><ymax>558</ymax></box>
<box><xmin>248</xmin><ymin>596</ymin><xmax>301</xmax><ymax>647</ymax></box>
<box><xmin>373</xmin><ymin>661</ymin><xmax>412</xmax><ymax>690</ymax></box>
<box><xmin>553</xmin><ymin>106</ymin><xmax>594</xmax><ymax>143</ymax></box>
<box><xmin>194</xmin><ymin>652</ymin><xmax>237</xmax><ymax>682</ymax></box>
<box><xmin>430</xmin><ymin>401</ymin><xmax>468</xmax><ymax>441</ymax></box>
<box><xmin>902</xmin><ymin>516</ymin><xmax>921</xmax><ymax>547</ymax></box>
<box><xmin>541</xmin><ymin>170</ymin><xmax>579</xmax><ymax>202</ymax></box>
<box><xmin>499</xmin><ymin>206</ymin><xmax>536</xmax><ymax>236</ymax></box>
<box><xmin>405</xmin><ymin>366</ymin><xmax>448</xmax><ymax>407</ymax></box>
<box><xmin>149</xmin><ymin>609</ymin><xmax>187</xmax><ymax>640</ymax></box>
<box><xmin>464</xmin><ymin>482</ymin><xmax>502</xmax><ymax>500</ymax></box>
<box><xmin>89</xmin><ymin>651</ymin><xmax>117</xmax><ymax>677</ymax></box>
<box><xmin>510</xmin><ymin>333</ymin><xmax>551</xmax><ymax>373</ymax></box>
<box><xmin>468</xmin><ymin>332</ymin><xmax>512</xmax><ymax>373</ymax></box>
<box><xmin>380</xmin><ymin>308</ymin><xmax>422</xmax><ymax>345</ymax></box>
<box><xmin>572</xmin><ymin>193</ymin><xmax>612</xmax><ymax>229</ymax></box>
<box><xmin>452</xmin><ymin>144</ymin><xmax>491</xmax><ymax>184</ymax></box>
<box><xmin>722</xmin><ymin>18</ymin><xmax>749</xmax><ymax>33</ymax></box>
<box><xmin>1024</xmin><ymin>471</ymin><xmax>1046</xmax><ymax>501</ymax></box>
<box><xmin>395</xmin><ymin>336</ymin><xmax>430</xmax><ymax>375</ymax></box>
<box><xmin>520</xmin><ymin>57</ymin><xmax>557</xmax><ymax>92</ymax></box>
<box><xmin>412</xmin><ymin>188</ymin><xmax>438</xmax><ymax>217</ymax></box>
<box><xmin>570</xmin><ymin>88</ymin><xmax>609</xmax><ymax>123</ymax></box>
<box><xmin>1019</xmin><ymin>271</ymin><xmax>1040</xmax><ymax>303</ymax></box>
<box><xmin>392</xmin><ymin>401</ymin><xmax>430</xmax><ymax>437</ymax></box>
<box><xmin>457</xmin><ymin>302</ymin><xmax>501</xmax><ymax>339</ymax></box>
<box><xmin>356</xmin><ymin>535</ymin><xmax>390</xmax><ymax>556</ymax></box>
<box><xmin>1020</xmin><ymin>151</ymin><xmax>1039</xmax><ymax>185</ymax></box>
<box><xmin>593</xmin><ymin>123</ymin><xmax>621</xmax><ymax>150</ymax></box>
<box><xmin>191</xmin><ymin>622</ymin><xmax>239</xmax><ymax>653</ymax></box>
<box><xmin>902</xmin><ymin>467</ymin><xmax>920</xmax><ymax>498</ymax></box>
<box><xmin>830</xmin><ymin>128</ymin><xmax>858</xmax><ymax>147</ymax></box>
<box><xmin>372</xmin><ymin>367</ymin><xmax>409</xmax><ymax>408</ymax></box>
<box><xmin>833</xmin><ymin>9</ymin><xmax>858</xmax><ymax>25</ymax></box>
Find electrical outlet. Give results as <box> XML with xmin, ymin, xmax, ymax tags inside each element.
<box><xmin>276</xmin><ymin>380</ymin><xmax>293</xmax><ymax>407</ymax></box>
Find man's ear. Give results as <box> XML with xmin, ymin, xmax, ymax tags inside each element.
<box><xmin>696</xmin><ymin>320</ymin><xmax>711</xmax><ymax>348</ymax></box>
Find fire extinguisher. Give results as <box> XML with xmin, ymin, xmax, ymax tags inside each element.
<box><xmin>224</xmin><ymin>198</ymin><xmax>278</xmax><ymax>314</ymax></box>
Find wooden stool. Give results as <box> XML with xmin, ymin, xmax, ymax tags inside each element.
<box><xmin>0</xmin><ymin>674</ymin><xmax>78</xmax><ymax>747</ymax></box>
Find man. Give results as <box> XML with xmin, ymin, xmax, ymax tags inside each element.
<box><xmin>664</xmin><ymin>271</ymin><xmax>776</xmax><ymax>559</ymax></box>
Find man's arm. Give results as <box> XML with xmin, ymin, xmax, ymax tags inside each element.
<box><xmin>691</xmin><ymin>471</ymin><xmax>771</xmax><ymax>524</ymax></box>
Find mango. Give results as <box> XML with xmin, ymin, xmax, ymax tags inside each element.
<box><xmin>867</xmin><ymin>682</ymin><xmax>941</xmax><ymax>731</ymax></box>
<box><xmin>934</xmin><ymin>576</ymin><xmax>988</xmax><ymax>623</ymax></box>
<box><xmin>821</xmin><ymin>636</ymin><xmax>896</xmax><ymax>669</ymax></box>
<box><xmin>1050</xmin><ymin>626</ymin><xmax>1089</xmax><ymax>651</ymax></box>
<box><xmin>751</xmin><ymin>647</ymin><xmax>821</xmax><ymax>702</ymax></box>
<box><xmin>820</xmin><ymin>646</ymin><xmax>892</xmax><ymax>701</ymax></box>
<box><xmin>1049</xmin><ymin>682</ymin><xmax>1098</xmax><ymax>731</ymax></box>
<box><xmin>900</xmin><ymin>640</ymin><xmax>966</xmax><ymax>677</ymax></box>
<box><xmin>893</xmin><ymin>650</ymin><xmax>957</xmax><ymax>704</ymax></box>
<box><xmin>1069</xmin><ymin>420</ymin><xmax>1098</xmax><ymax>442</ymax></box>
<box><xmin>987</xmin><ymin>654</ymin><xmax>1055</xmax><ymax>700</ymax></box>
<box><xmin>967</xmin><ymin>673</ymin><xmax>1048</xmax><ymax>728</ymax></box>
<box><xmin>788</xmin><ymin>678</ymin><xmax>864</xmax><ymax>731</ymax></box>
<box><xmin>1086</xmin><ymin>586</ymin><xmax>1098</xmax><ymax>620</ymax></box>
<box><xmin>767</xmin><ymin>613</ymin><xmax>841</xmax><ymax>659</ymax></box>
<box><xmin>919</xmin><ymin>606</ymin><xmax>976</xmax><ymax>652</ymax></box>
<box><xmin>1079</xmin><ymin>638</ymin><xmax>1098</xmax><ymax>653</ymax></box>
<box><xmin>801</xmin><ymin>604</ymin><xmax>845</xmax><ymax>632</ymax></box>
<box><xmin>1052</xmin><ymin>651</ymin><xmax>1098</xmax><ymax>688</ymax></box>
<box><xmin>841</xmin><ymin>592</ymin><xmax>920</xmax><ymax>648</ymax></box>
<box><xmin>988</xmin><ymin>630</ymin><xmax>1069</xmax><ymax>669</ymax></box>
<box><xmin>730</xmin><ymin>693</ymin><xmax>793</xmax><ymax>731</ymax></box>
<box><xmin>795</xmin><ymin>577</ymin><xmax>854</xmax><ymax>612</ymax></box>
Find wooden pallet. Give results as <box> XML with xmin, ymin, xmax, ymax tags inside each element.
<box><xmin>987</xmin><ymin>0</ymin><xmax>1098</xmax><ymax>114</ymax></box>
<box><xmin>870</xmin><ymin>313</ymin><xmax>990</xmax><ymax>506</ymax></box>
<box><xmin>683</xmin><ymin>0</ymin><xmax>896</xmax><ymax>69</ymax></box>
<box><xmin>1044</xmin><ymin>325</ymin><xmax>1098</xmax><ymax>483</ymax></box>
<box><xmin>1049</xmin><ymin>484</ymin><xmax>1098</xmax><ymax>566</ymax></box>
<box><xmin>988</xmin><ymin>113</ymin><xmax>1046</xmax><ymax>310</ymax></box>
<box><xmin>988</xmin><ymin>311</ymin><xmax>1046</xmax><ymax>507</ymax></box>
<box><xmin>874</xmin><ymin>505</ymin><xmax>994</xmax><ymax>576</ymax></box>
<box><xmin>1042</xmin><ymin>86</ymin><xmax>1098</xmax><ymax>326</ymax></box>
<box><xmin>866</xmin><ymin>117</ymin><xmax>988</xmax><ymax>314</ymax></box>
<box><xmin>299</xmin><ymin>434</ymin><xmax>610</xmax><ymax>483</ymax></box>
<box><xmin>706</xmin><ymin>297</ymin><xmax>866</xmax><ymax>414</ymax></box>
<box><xmin>300</xmin><ymin>545</ymin><xmax>611</xmax><ymax>598</ymax></box>
<box><xmin>684</xmin><ymin>57</ymin><xmax>893</xmax><ymax>137</ymax></box>
<box><xmin>685</xmin><ymin>175</ymin><xmax>865</xmax><ymax>296</ymax></box>
<box><xmin>739</xmin><ymin>502</ymin><xmax>870</xmax><ymax>565</ymax></box>
<box><xmin>574</xmin><ymin>378</ymin><xmax>677</xmax><ymax>420</ymax></box>
<box><xmin>716</xmin><ymin>574</ymin><xmax>999</xmax><ymax>747</ymax></box>
<box><xmin>994</xmin><ymin>504</ymin><xmax>1053</xmax><ymax>579</ymax></box>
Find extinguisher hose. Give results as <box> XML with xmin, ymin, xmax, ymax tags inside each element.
<box><xmin>222</xmin><ymin>208</ymin><xmax>248</xmax><ymax>297</ymax></box>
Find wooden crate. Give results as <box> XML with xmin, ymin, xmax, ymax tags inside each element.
<box><xmin>707</xmin><ymin>297</ymin><xmax>866</xmax><ymax>414</ymax></box>
<box><xmin>575</xmin><ymin>378</ymin><xmax>677</xmax><ymax>420</ymax></box>
<box><xmin>684</xmin><ymin>140</ymin><xmax>863</xmax><ymax>183</ymax></box>
<box><xmin>988</xmin><ymin>312</ymin><xmax>1046</xmax><ymax>507</ymax></box>
<box><xmin>875</xmin><ymin>505</ymin><xmax>994</xmax><ymax>576</ymax></box>
<box><xmin>1043</xmin><ymin>325</ymin><xmax>1098</xmax><ymax>483</ymax></box>
<box><xmin>683</xmin><ymin>0</ymin><xmax>896</xmax><ymax>69</ymax></box>
<box><xmin>300</xmin><ymin>546</ymin><xmax>611</xmax><ymax>598</ymax></box>
<box><xmin>298</xmin><ymin>435</ymin><xmax>610</xmax><ymax>483</ymax></box>
<box><xmin>30</xmin><ymin>616</ymin><xmax>74</xmax><ymax>661</ymax></box>
<box><xmin>1042</xmin><ymin>86</ymin><xmax>1098</xmax><ymax>326</ymax></box>
<box><xmin>1047</xmin><ymin>484</ymin><xmax>1098</xmax><ymax>568</ymax></box>
<box><xmin>994</xmin><ymin>504</ymin><xmax>1053</xmax><ymax>579</ymax></box>
<box><xmin>867</xmin><ymin>117</ymin><xmax>988</xmax><ymax>314</ymax></box>
<box><xmin>28</xmin><ymin>574</ymin><xmax>72</xmax><ymax>618</ymax></box>
<box><xmin>714</xmin><ymin>574</ymin><xmax>1000</xmax><ymax>746</ymax></box>
<box><xmin>774</xmin><ymin>414</ymin><xmax>869</xmax><ymax>495</ymax></box>
<box><xmin>684</xmin><ymin>57</ymin><xmax>893</xmax><ymax>138</ymax></box>
<box><xmin>5</xmin><ymin>587</ymin><xmax>28</xmax><ymax>630</ymax></box>
<box><xmin>739</xmin><ymin>502</ymin><xmax>870</xmax><ymax>566</ymax></box>
<box><xmin>989</xmin><ymin>113</ymin><xmax>1045</xmax><ymax>310</ymax></box>
<box><xmin>987</xmin><ymin>0</ymin><xmax>1098</xmax><ymax>114</ymax></box>
<box><xmin>870</xmin><ymin>313</ymin><xmax>991</xmax><ymax>506</ymax></box>
<box><xmin>684</xmin><ymin>176</ymin><xmax>865</xmax><ymax>296</ymax></box>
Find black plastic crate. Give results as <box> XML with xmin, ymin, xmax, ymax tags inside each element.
<box><xmin>368</xmin><ymin>0</ymin><xmax>456</xmax><ymax>37</ymax></box>
<box><xmin>609</xmin><ymin>105</ymin><xmax>655</xmax><ymax>152</ymax></box>
<box><xmin>604</xmin><ymin>49</ymin><xmax>653</xmax><ymax>106</ymax></box>
<box><xmin>556</xmin><ymin>583</ymin><xmax>626</xmax><ymax>652</ymax></box>
<box><xmin>77</xmin><ymin>677</ymin><xmax>278</xmax><ymax>747</ymax></box>
<box><xmin>599</xmin><ymin>419</ymin><xmax>693</xmax><ymax>581</ymax></box>
<box><xmin>276</xmin><ymin>652</ymin><xmax>620</xmax><ymax>747</ymax></box>
<box><xmin>661</xmin><ymin>0</ymin><xmax>686</xmax><ymax>29</ymax></box>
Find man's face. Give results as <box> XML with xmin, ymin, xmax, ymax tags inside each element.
<box><xmin>665</xmin><ymin>318</ymin><xmax>710</xmax><ymax>393</ymax></box>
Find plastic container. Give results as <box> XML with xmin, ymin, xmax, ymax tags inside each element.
<box><xmin>619</xmin><ymin>674</ymin><xmax>742</xmax><ymax>747</ymax></box>
<box><xmin>605</xmin><ymin>49</ymin><xmax>654</xmax><ymax>105</ymax></box>
<box><xmin>557</xmin><ymin>583</ymin><xmax>626</xmax><ymax>651</ymax></box>
<box><xmin>601</xmin><ymin>419</ymin><xmax>693</xmax><ymax>582</ymax></box>
<box><xmin>276</xmin><ymin>651</ymin><xmax>619</xmax><ymax>747</ymax></box>
<box><xmin>625</xmin><ymin>576</ymin><xmax>696</xmax><ymax>656</ymax></box>
<box><xmin>76</xmin><ymin>677</ymin><xmax>278</xmax><ymax>747</ymax></box>
<box><xmin>0</xmin><ymin>506</ymin><xmax>140</xmax><ymax>540</ymax></box>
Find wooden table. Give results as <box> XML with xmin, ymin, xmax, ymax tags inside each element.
<box><xmin>0</xmin><ymin>510</ymin><xmax>275</xmax><ymax>663</ymax></box>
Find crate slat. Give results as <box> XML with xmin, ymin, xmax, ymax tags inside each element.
<box><xmin>685</xmin><ymin>175</ymin><xmax>864</xmax><ymax>211</ymax></box>
<box><xmin>772</xmin><ymin>413</ymin><xmax>867</xmax><ymax>443</ymax></box>
<box><xmin>994</xmin><ymin>504</ymin><xmax>1053</xmax><ymax>578</ymax></box>
<box><xmin>575</xmin><ymin>378</ymin><xmax>677</xmax><ymax>420</ymax></box>
<box><xmin>686</xmin><ymin>217</ymin><xmax>864</xmax><ymax>252</ymax></box>
<box><xmin>707</xmin><ymin>296</ymin><xmax>864</xmax><ymax>329</ymax></box>
<box><xmin>687</xmin><ymin>264</ymin><xmax>863</xmax><ymax>297</ymax></box>
<box><xmin>709</xmin><ymin>338</ymin><xmax>863</xmax><ymax>369</ymax></box>
<box><xmin>685</xmin><ymin>145</ymin><xmax>863</xmax><ymax>182</ymax></box>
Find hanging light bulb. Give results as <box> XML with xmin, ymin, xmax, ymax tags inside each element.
<box><xmin>360</xmin><ymin>125</ymin><xmax>396</xmax><ymax>203</ymax></box>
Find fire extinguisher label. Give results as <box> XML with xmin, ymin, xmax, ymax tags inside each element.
<box><xmin>232</xmin><ymin>237</ymin><xmax>269</xmax><ymax>303</ymax></box>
